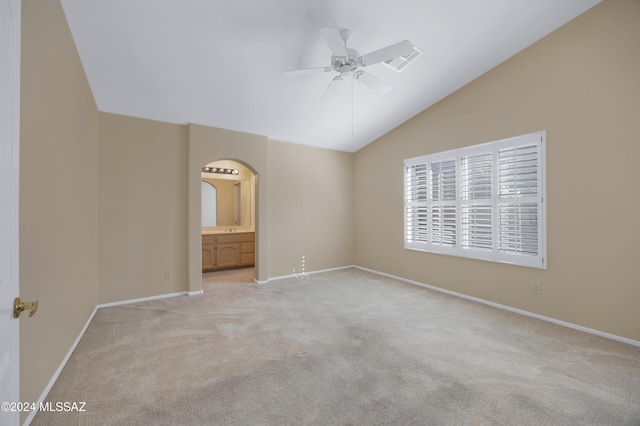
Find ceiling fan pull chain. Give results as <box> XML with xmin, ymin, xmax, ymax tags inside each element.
<box><xmin>351</xmin><ymin>76</ymin><xmax>354</xmax><ymax>138</ymax></box>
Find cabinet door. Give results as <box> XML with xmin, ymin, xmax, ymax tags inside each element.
<box><xmin>217</xmin><ymin>244</ymin><xmax>239</xmax><ymax>268</ymax></box>
<box><xmin>239</xmin><ymin>242</ymin><xmax>255</xmax><ymax>266</ymax></box>
<box><xmin>202</xmin><ymin>244</ymin><xmax>216</xmax><ymax>270</ymax></box>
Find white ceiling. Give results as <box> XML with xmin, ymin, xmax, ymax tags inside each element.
<box><xmin>60</xmin><ymin>0</ymin><xmax>601</xmax><ymax>153</ymax></box>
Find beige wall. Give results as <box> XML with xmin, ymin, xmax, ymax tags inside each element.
<box><xmin>98</xmin><ymin>113</ymin><xmax>188</xmax><ymax>304</ymax></box>
<box><xmin>354</xmin><ymin>0</ymin><xmax>640</xmax><ymax>342</ymax></box>
<box><xmin>19</xmin><ymin>0</ymin><xmax>99</xmax><ymax>413</ymax></box>
<box><xmin>267</xmin><ymin>139</ymin><xmax>355</xmax><ymax>277</ymax></box>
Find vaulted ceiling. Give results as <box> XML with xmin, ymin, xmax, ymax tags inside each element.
<box><xmin>60</xmin><ymin>0</ymin><xmax>601</xmax><ymax>152</ymax></box>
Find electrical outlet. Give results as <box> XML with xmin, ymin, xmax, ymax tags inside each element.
<box><xmin>164</xmin><ymin>269</ymin><xmax>173</xmax><ymax>279</ymax></box>
<box><xmin>531</xmin><ymin>282</ymin><xmax>541</xmax><ymax>294</ymax></box>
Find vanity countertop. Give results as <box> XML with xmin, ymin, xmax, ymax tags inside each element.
<box><xmin>202</xmin><ymin>227</ymin><xmax>254</xmax><ymax>235</ymax></box>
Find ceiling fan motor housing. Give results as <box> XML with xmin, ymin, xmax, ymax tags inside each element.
<box><xmin>332</xmin><ymin>48</ymin><xmax>360</xmax><ymax>75</ymax></box>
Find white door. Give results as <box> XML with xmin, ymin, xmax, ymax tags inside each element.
<box><xmin>0</xmin><ymin>0</ymin><xmax>21</xmax><ymax>424</ymax></box>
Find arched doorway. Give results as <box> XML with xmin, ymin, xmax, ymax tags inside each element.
<box><xmin>200</xmin><ymin>159</ymin><xmax>257</xmax><ymax>277</ymax></box>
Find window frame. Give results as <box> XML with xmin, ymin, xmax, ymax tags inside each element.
<box><xmin>404</xmin><ymin>131</ymin><xmax>546</xmax><ymax>269</ymax></box>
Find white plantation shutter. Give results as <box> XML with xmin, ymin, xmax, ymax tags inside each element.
<box><xmin>461</xmin><ymin>150</ymin><xmax>493</xmax><ymax>253</ymax></box>
<box><xmin>405</xmin><ymin>163</ymin><xmax>428</xmax><ymax>244</ymax></box>
<box><xmin>430</xmin><ymin>158</ymin><xmax>456</xmax><ymax>247</ymax></box>
<box><xmin>498</xmin><ymin>203</ymin><xmax>539</xmax><ymax>255</ymax></box>
<box><xmin>462</xmin><ymin>205</ymin><xmax>493</xmax><ymax>251</ymax></box>
<box><xmin>495</xmin><ymin>137</ymin><xmax>544</xmax><ymax>267</ymax></box>
<box><xmin>430</xmin><ymin>159</ymin><xmax>456</xmax><ymax>201</ymax></box>
<box><xmin>404</xmin><ymin>131</ymin><xmax>545</xmax><ymax>269</ymax></box>
<box><xmin>461</xmin><ymin>152</ymin><xmax>492</xmax><ymax>200</ymax></box>
<box><xmin>498</xmin><ymin>144</ymin><xmax>539</xmax><ymax>198</ymax></box>
<box><xmin>431</xmin><ymin>205</ymin><xmax>457</xmax><ymax>246</ymax></box>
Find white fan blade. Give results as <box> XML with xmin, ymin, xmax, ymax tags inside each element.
<box><xmin>320</xmin><ymin>27</ymin><xmax>348</xmax><ymax>58</ymax></box>
<box><xmin>358</xmin><ymin>40</ymin><xmax>415</xmax><ymax>67</ymax></box>
<box><xmin>353</xmin><ymin>71</ymin><xmax>392</xmax><ymax>94</ymax></box>
<box><xmin>281</xmin><ymin>67</ymin><xmax>332</xmax><ymax>77</ymax></box>
<box><xmin>321</xmin><ymin>75</ymin><xmax>344</xmax><ymax>101</ymax></box>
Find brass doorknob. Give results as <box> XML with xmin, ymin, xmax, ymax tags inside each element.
<box><xmin>14</xmin><ymin>297</ymin><xmax>38</xmax><ymax>318</ymax></box>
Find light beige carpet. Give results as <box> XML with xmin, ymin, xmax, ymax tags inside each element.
<box><xmin>33</xmin><ymin>268</ymin><xmax>640</xmax><ymax>425</ymax></box>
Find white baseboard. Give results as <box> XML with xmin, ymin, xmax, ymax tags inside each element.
<box><xmin>24</xmin><ymin>305</ymin><xmax>98</xmax><ymax>426</ymax></box>
<box><xmin>354</xmin><ymin>265</ymin><xmax>640</xmax><ymax>348</ymax></box>
<box><xmin>259</xmin><ymin>265</ymin><xmax>353</xmax><ymax>284</ymax></box>
<box><xmin>97</xmin><ymin>291</ymin><xmax>189</xmax><ymax>309</ymax></box>
<box><xmin>23</xmin><ymin>290</ymin><xmax>190</xmax><ymax>425</ymax></box>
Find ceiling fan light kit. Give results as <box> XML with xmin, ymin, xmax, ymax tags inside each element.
<box><xmin>282</xmin><ymin>27</ymin><xmax>418</xmax><ymax>101</ymax></box>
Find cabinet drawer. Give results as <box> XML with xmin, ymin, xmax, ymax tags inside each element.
<box><xmin>216</xmin><ymin>233</ymin><xmax>254</xmax><ymax>244</ymax></box>
<box><xmin>202</xmin><ymin>235</ymin><xmax>215</xmax><ymax>245</ymax></box>
<box><xmin>240</xmin><ymin>242</ymin><xmax>254</xmax><ymax>254</ymax></box>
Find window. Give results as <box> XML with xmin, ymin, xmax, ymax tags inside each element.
<box><xmin>404</xmin><ymin>131</ymin><xmax>546</xmax><ymax>269</ymax></box>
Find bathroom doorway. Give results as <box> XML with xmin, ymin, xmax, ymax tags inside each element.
<box><xmin>200</xmin><ymin>159</ymin><xmax>256</xmax><ymax>279</ymax></box>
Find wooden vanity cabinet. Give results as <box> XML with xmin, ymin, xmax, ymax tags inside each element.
<box><xmin>202</xmin><ymin>232</ymin><xmax>254</xmax><ymax>272</ymax></box>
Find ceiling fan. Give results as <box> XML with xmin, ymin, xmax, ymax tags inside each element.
<box><xmin>282</xmin><ymin>27</ymin><xmax>417</xmax><ymax>101</ymax></box>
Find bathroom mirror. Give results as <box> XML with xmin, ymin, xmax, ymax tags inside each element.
<box><xmin>201</xmin><ymin>181</ymin><xmax>217</xmax><ymax>226</ymax></box>
<box><xmin>201</xmin><ymin>160</ymin><xmax>255</xmax><ymax>228</ymax></box>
